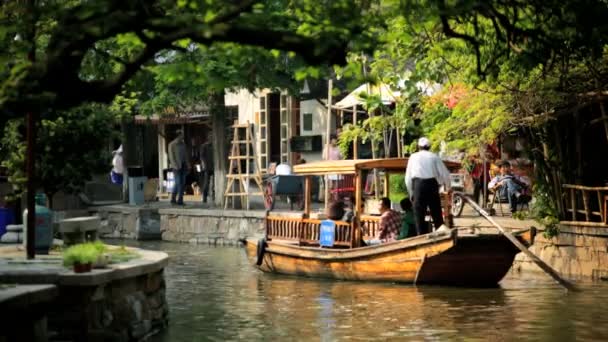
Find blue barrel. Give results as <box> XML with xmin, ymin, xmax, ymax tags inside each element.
<box><xmin>22</xmin><ymin>194</ymin><xmax>53</xmax><ymax>254</ymax></box>
<box><xmin>0</xmin><ymin>208</ymin><xmax>15</xmax><ymax>237</ymax></box>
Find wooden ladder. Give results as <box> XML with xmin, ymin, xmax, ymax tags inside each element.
<box><xmin>223</xmin><ymin>121</ymin><xmax>264</xmax><ymax>210</ymax></box>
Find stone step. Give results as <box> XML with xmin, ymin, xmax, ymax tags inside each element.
<box><xmin>6</xmin><ymin>224</ymin><xmax>23</xmax><ymax>232</ymax></box>
<box><xmin>1</xmin><ymin>231</ymin><xmax>22</xmax><ymax>243</ymax></box>
<box><xmin>58</xmin><ymin>216</ymin><xmax>101</xmax><ymax>233</ymax></box>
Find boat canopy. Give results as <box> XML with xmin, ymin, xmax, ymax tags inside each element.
<box><xmin>292</xmin><ymin>158</ymin><xmax>460</xmax><ymax>176</ymax></box>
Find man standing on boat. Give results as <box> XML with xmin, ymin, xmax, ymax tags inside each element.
<box><xmin>405</xmin><ymin>137</ymin><xmax>451</xmax><ymax>235</ymax></box>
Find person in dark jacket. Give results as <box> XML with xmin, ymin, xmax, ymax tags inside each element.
<box><xmin>199</xmin><ymin>137</ymin><xmax>214</xmax><ymax>203</ymax></box>
<box><xmin>168</xmin><ymin>130</ymin><xmax>189</xmax><ymax>205</ymax></box>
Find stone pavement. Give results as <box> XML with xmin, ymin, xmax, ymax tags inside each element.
<box><xmin>454</xmin><ymin>206</ymin><xmax>537</xmax><ymax>230</ymax></box>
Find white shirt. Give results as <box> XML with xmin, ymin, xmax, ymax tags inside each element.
<box><xmin>275</xmin><ymin>163</ymin><xmax>292</xmax><ymax>175</ymax></box>
<box><xmin>112</xmin><ymin>154</ymin><xmax>124</xmax><ymax>174</ymax></box>
<box><xmin>405</xmin><ymin>150</ymin><xmax>451</xmax><ymax>193</ymax></box>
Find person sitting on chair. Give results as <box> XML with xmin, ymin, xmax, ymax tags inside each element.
<box><xmin>488</xmin><ymin>160</ymin><xmax>528</xmax><ymax>213</ymax></box>
<box><xmin>365</xmin><ymin>198</ymin><xmax>401</xmax><ymax>245</ymax></box>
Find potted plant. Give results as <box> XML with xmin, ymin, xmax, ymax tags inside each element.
<box><xmin>63</xmin><ymin>243</ymin><xmax>100</xmax><ymax>273</ymax></box>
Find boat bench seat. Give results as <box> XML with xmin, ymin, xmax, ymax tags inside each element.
<box><xmin>266</xmin><ymin>216</ymin><xmax>355</xmax><ymax>248</ymax></box>
<box><xmin>360</xmin><ymin>215</ymin><xmax>380</xmax><ymax>241</ymax></box>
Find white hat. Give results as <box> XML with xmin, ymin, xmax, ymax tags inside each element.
<box><xmin>418</xmin><ymin>137</ymin><xmax>430</xmax><ymax>147</ymax></box>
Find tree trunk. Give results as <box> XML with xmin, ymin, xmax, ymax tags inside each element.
<box><xmin>210</xmin><ymin>90</ymin><xmax>227</xmax><ymax>207</ymax></box>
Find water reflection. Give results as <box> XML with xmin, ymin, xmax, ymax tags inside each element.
<box><xmin>124</xmin><ymin>241</ymin><xmax>608</xmax><ymax>342</ymax></box>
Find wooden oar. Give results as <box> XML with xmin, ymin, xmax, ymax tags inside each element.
<box><xmin>455</xmin><ymin>192</ymin><xmax>579</xmax><ymax>292</ymax></box>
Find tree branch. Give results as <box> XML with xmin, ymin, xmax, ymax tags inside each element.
<box><xmin>1</xmin><ymin>0</ymin><xmax>362</xmax><ymax>116</ymax></box>
<box><xmin>92</xmin><ymin>47</ymin><xmax>130</xmax><ymax>65</ymax></box>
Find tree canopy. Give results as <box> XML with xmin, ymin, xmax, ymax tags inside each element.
<box><xmin>0</xmin><ymin>0</ymin><xmax>384</xmax><ymax>117</ymax></box>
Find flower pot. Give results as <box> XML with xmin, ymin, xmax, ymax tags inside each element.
<box><xmin>73</xmin><ymin>262</ymin><xmax>92</xmax><ymax>273</ymax></box>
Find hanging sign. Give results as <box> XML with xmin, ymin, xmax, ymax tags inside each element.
<box><xmin>319</xmin><ymin>220</ymin><xmax>336</xmax><ymax>247</ymax></box>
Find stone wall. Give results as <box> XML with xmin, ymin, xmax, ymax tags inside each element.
<box><xmin>0</xmin><ymin>247</ymin><xmax>169</xmax><ymax>342</ymax></box>
<box><xmin>160</xmin><ymin>208</ymin><xmax>266</xmax><ymax>245</ymax></box>
<box><xmin>48</xmin><ymin>269</ymin><xmax>168</xmax><ymax>341</ymax></box>
<box><xmin>91</xmin><ymin>205</ymin><xmax>161</xmax><ymax>240</ymax></box>
<box><xmin>513</xmin><ymin>223</ymin><xmax>608</xmax><ymax>279</ymax></box>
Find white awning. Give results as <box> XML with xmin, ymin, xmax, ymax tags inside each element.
<box><xmin>334</xmin><ymin>83</ymin><xmax>400</xmax><ymax>109</ymax></box>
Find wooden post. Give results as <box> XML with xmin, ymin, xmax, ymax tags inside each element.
<box><xmin>352</xmin><ymin>104</ymin><xmax>358</xmax><ymax>160</ymax></box>
<box><xmin>571</xmin><ymin>188</ymin><xmax>576</xmax><ymax>221</ymax></box>
<box><xmin>396</xmin><ymin>127</ymin><xmax>401</xmax><ymax>157</ymax></box>
<box><xmin>304</xmin><ymin>176</ymin><xmax>311</xmax><ymax>217</ymax></box>
<box><xmin>245</xmin><ymin>122</ymin><xmax>251</xmax><ymax>210</ymax></box>
<box><xmin>383</xmin><ymin>171</ymin><xmax>390</xmax><ymax>198</ymax></box>
<box><xmin>324</xmin><ymin>79</ymin><xmax>333</xmax><ymax>211</ymax></box>
<box><xmin>25</xmin><ymin>112</ymin><xmax>36</xmax><ymax>259</ymax></box>
<box><xmin>355</xmin><ymin>170</ymin><xmax>363</xmax><ymax>218</ymax></box>
<box><xmin>582</xmin><ymin>190</ymin><xmax>591</xmax><ymax>222</ymax></box>
<box><xmin>24</xmin><ymin>5</ymin><xmax>36</xmax><ymax>259</ymax></box>
<box><xmin>352</xmin><ymin>169</ymin><xmax>363</xmax><ymax>248</ymax></box>
<box><xmin>597</xmin><ymin>190</ymin><xmax>603</xmax><ymax>222</ymax></box>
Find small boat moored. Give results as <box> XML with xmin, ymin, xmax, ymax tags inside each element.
<box><xmin>243</xmin><ymin>158</ymin><xmax>535</xmax><ymax>287</ymax></box>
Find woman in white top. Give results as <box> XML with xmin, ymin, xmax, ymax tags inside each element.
<box><xmin>110</xmin><ymin>145</ymin><xmax>124</xmax><ymax>185</ymax></box>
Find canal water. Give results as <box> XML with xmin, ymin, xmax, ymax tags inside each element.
<box><xmin>132</xmin><ymin>241</ymin><xmax>608</xmax><ymax>341</ymax></box>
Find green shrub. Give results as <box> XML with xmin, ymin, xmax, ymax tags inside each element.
<box><xmin>389</xmin><ymin>174</ymin><xmax>408</xmax><ymax>203</ymax></box>
<box><xmin>92</xmin><ymin>240</ymin><xmax>107</xmax><ymax>253</ymax></box>
<box><xmin>63</xmin><ymin>242</ymin><xmax>101</xmax><ymax>267</ymax></box>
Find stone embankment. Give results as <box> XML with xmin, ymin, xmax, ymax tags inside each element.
<box><xmin>159</xmin><ymin>208</ymin><xmax>266</xmax><ymax>245</ymax></box>
<box><xmin>90</xmin><ymin>205</ymin><xmax>162</xmax><ymax>240</ymax></box>
<box><xmin>0</xmin><ymin>246</ymin><xmax>169</xmax><ymax>341</ymax></box>
<box><xmin>513</xmin><ymin>223</ymin><xmax>608</xmax><ymax>279</ymax></box>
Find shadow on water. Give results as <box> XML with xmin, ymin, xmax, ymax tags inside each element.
<box><xmin>115</xmin><ymin>240</ymin><xmax>608</xmax><ymax>342</ymax></box>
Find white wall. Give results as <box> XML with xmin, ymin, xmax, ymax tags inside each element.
<box><xmin>224</xmin><ymin>89</ymin><xmax>257</xmax><ymax>124</ymax></box>
<box><xmin>224</xmin><ymin>88</ymin><xmax>273</xmax><ymax>170</ymax></box>
<box><xmin>224</xmin><ymin>91</ymin><xmax>336</xmax><ymax>165</ymax></box>
<box><xmin>299</xmin><ymin>99</ymin><xmax>334</xmax><ymax>137</ymax></box>
<box><xmin>299</xmin><ymin>99</ymin><xmax>335</xmax><ymax>163</ymax></box>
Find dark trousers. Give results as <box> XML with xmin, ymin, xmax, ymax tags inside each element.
<box><xmin>199</xmin><ymin>170</ymin><xmax>214</xmax><ymax>202</ymax></box>
<box><xmin>473</xmin><ymin>178</ymin><xmax>488</xmax><ymax>207</ymax></box>
<box><xmin>171</xmin><ymin>167</ymin><xmax>187</xmax><ymax>204</ymax></box>
<box><xmin>412</xmin><ymin>178</ymin><xmax>444</xmax><ymax>235</ymax></box>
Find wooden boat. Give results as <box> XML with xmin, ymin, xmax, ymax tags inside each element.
<box><xmin>243</xmin><ymin>158</ymin><xmax>535</xmax><ymax>287</ymax></box>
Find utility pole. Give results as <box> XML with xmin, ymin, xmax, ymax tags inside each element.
<box><xmin>324</xmin><ymin>79</ymin><xmax>333</xmax><ymax>211</ymax></box>
<box><xmin>24</xmin><ymin>0</ymin><xmax>37</xmax><ymax>259</ymax></box>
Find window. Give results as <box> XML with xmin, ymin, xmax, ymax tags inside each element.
<box><xmin>303</xmin><ymin>113</ymin><xmax>313</xmax><ymax>131</ymax></box>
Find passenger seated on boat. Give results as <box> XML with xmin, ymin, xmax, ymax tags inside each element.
<box><xmin>366</xmin><ymin>197</ymin><xmax>401</xmax><ymax>245</ymax></box>
<box><xmin>327</xmin><ymin>201</ymin><xmax>345</xmax><ymax>220</ymax></box>
<box><xmin>398</xmin><ymin>198</ymin><xmax>416</xmax><ymax>240</ymax></box>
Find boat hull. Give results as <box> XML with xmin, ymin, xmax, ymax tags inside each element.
<box><xmin>244</xmin><ymin>228</ymin><xmax>534</xmax><ymax>287</ymax></box>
